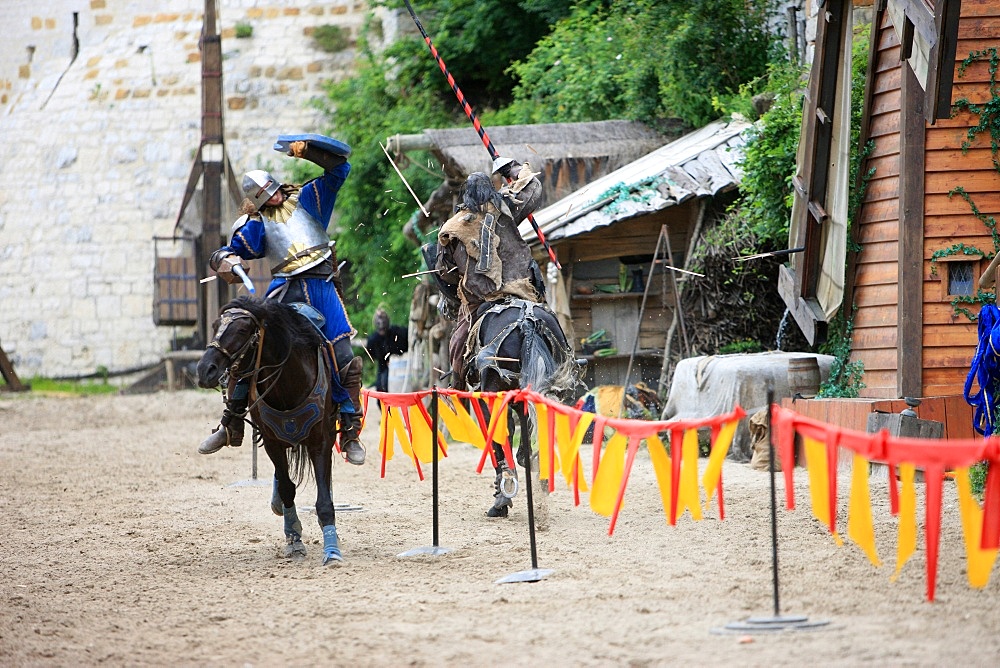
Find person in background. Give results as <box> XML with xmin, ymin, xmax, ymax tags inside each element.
<box><xmin>366</xmin><ymin>306</ymin><xmax>409</xmax><ymax>399</ymax></box>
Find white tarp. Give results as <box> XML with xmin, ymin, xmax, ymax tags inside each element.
<box><xmin>662</xmin><ymin>351</ymin><xmax>835</xmax><ymax>461</ymax></box>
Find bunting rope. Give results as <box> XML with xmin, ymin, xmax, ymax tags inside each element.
<box><xmin>771</xmin><ymin>404</ymin><xmax>1000</xmax><ymax>601</ymax></box>
<box><xmin>361</xmin><ymin>388</ymin><xmax>1000</xmax><ymax>601</ymax></box>
<box><xmin>363</xmin><ymin>386</ymin><xmax>743</xmax><ymax>535</ymax></box>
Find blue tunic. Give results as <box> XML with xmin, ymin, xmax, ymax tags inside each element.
<box><xmin>222</xmin><ymin>162</ymin><xmax>354</xmax><ymax>344</ymax></box>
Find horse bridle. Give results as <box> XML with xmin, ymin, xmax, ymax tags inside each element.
<box><xmin>208</xmin><ymin>306</ymin><xmax>293</xmax><ymax>409</ymax></box>
<box><xmin>207</xmin><ymin>308</ymin><xmax>262</xmax><ymax>375</ymax></box>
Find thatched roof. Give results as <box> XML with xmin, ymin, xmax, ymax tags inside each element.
<box><xmin>417</xmin><ymin>120</ymin><xmax>667</xmax><ymax>178</ymax></box>
<box><xmin>388</xmin><ymin>120</ymin><xmax>670</xmax><ymax>234</ymax></box>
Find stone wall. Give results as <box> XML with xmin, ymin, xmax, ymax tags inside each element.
<box><xmin>0</xmin><ymin>0</ymin><xmax>376</xmax><ymax>379</ymax></box>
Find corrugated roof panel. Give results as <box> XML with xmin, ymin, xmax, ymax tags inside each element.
<box><xmin>522</xmin><ymin>118</ymin><xmax>752</xmax><ymax>244</ymax></box>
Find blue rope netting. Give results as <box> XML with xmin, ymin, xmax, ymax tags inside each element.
<box><xmin>965</xmin><ymin>303</ymin><xmax>1000</xmax><ymax>436</ymax></box>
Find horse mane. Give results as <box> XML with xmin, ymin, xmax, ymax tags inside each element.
<box><xmin>224</xmin><ymin>296</ymin><xmax>326</xmax><ymax>352</ymax></box>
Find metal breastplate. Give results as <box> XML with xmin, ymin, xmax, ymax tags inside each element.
<box><xmin>262</xmin><ymin>206</ymin><xmax>332</xmax><ymax>277</ymax></box>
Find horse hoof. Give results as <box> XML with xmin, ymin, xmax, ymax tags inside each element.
<box><xmin>485</xmin><ymin>505</ymin><xmax>509</xmax><ymax>518</ymax></box>
<box><xmin>283</xmin><ymin>541</ymin><xmax>307</xmax><ymax>559</ymax></box>
<box><xmin>322</xmin><ymin>550</ymin><xmax>343</xmax><ymax>565</ymax></box>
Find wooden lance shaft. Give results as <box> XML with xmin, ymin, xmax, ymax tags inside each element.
<box><xmin>402</xmin><ymin>0</ymin><xmax>560</xmax><ymax>269</ymax></box>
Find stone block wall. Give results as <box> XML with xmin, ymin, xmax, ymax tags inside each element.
<box><xmin>0</xmin><ymin>0</ymin><xmax>378</xmax><ymax>379</ymax></box>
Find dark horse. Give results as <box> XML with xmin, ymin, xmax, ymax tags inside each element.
<box><xmin>465</xmin><ymin>298</ymin><xmax>586</xmax><ymax>518</ymax></box>
<box><xmin>196</xmin><ymin>296</ymin><xmax>345</xmax><ymax>565</ymax></box>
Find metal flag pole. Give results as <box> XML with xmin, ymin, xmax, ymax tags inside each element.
<box><xmin>496</xmin><ymin>399</ymin><xmax>553</xmax><ymax>584</ymax></box>
<box><xmin>399</xmin><ymin>386</ymin><xmax>452</xmax><ymax>557</ymax></box>
<box><xmin>711</xmin><ymin>387</ymin><xmax>830</xmax><ymax>634</ymax></box>
<box><xmin>401</xmin><ymin>0</ymin><xmax>560</xmax><ymax>269</ymax></box>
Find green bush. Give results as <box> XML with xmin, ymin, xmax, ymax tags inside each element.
<box><xmin>970</xmin><ymin>461</ymin><xmax>988</xmax><ymax>498</ymax></box>
<box><xmin>719</xmin><ymin>339</ymin><xmax>765</xmax><ymax>355</ymax></box>
<box><xmin>235</xmin><ymin>22</ymin><xmax>253</xmax><ymax>39</ymax></box>
<box><xmin>729</xmin><ymin>58</ymin><xmax>806</xmax><ymax>249</ymax></box>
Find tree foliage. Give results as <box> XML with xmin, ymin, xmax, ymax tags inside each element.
<box><xmin>498</xmin><ymin>0</ymin><xmax>777</xmax><ymax>129</ymax></box>
<box><xmin>728</xmin><ymin>59</ymin><xmax>806</xmax><ymax>249</ymax></box>
<box><xmin>317</xmin><ymin>0</ymin><xmax>782</xmax><ymax>340</ymax></box>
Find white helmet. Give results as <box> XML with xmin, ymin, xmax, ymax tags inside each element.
<box><xmin>242</xmin><ymin>170</ymin><xmax>281</xmax><ymax>211</ymax></box>
<box><xmin>491</xmin><ymin>156</ymin><xmax>515</xmax><ymax>176</ymax></box>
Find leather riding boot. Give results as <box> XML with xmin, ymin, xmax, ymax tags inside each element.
<box><xmin>339</xmin><ymin>356</ymin><xmax>366</xmax><ymax>465</ymax></box>
<box><xmin>198</xmin><ymin>400</ymin><xmax>247</xmax><ymax>455</ymax></box>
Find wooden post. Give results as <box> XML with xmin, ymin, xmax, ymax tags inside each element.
<box><xmin>0</xmin><ymin>341</ymin><xmax>27</xmax><ymax>391</ymax></box>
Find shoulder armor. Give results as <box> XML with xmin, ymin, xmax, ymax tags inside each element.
<box><xmin>231</xmin><ymin>214</ymin><xmax>251</xmax><ymax>232</ymax></box>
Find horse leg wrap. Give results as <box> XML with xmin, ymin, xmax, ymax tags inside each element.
<box><xmin>283</xmin><ymin>505</ymin><xmax>303</xmax><ymax>545</ymax></box>
<box><xmin>270</xmin><ymin>476</ymin><xmax>283</xmax><ymax>516</ymax></box>
<box><xmin>322</xmin><ymin>524</ymin><xmax>343</xmax><ymax>565</ymax></box>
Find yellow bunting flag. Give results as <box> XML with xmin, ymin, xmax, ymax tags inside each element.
<box><xmin>702</xmin><ymin>419</ymin><xmax>737</xmax><ymax>510</ymax></box>
<box><xmin>485</xmin><ymin>393</ymin><xmax>510</xmax><ymax>447</ymax></box>
<box><xmin>677</xmin><ymin>428</ymin><xmax>702</xmax><ymax>521</ymax></box>
<box><xmin>554</xmin><ymin>411</ymin><xmax>572</xmax><ymax>484</ymax></box>
<box><xmin>553</xmin><ymin>410</ymin><xmax>594</xmax><ymax>491</ymax></box>
<box><xmin>847</xmin><ymin>453</ymin><xmax>882</xmax><ymax>567</ymax></box>
<box><xmin>891</xmin><ymin>462</ymin><xmax>918</xmax><ymax>582</ymax></box>
<box><xmin>536</xmin><ymin>402</ymin><xmax>553</xmax><ymax>480</ymax></box>
<box><xmin>647</xmin><ymin>433</ymin><xmax>674</xmax><ymax>523</ymax></box>
<box><xmin>436</xmin><ymin>396</ymin><xmax>485</xmax><ymax>449</ymax></box>
<box><xmin>407</xmin><ymin>403</ymin><xmax>434</xmax><ymax>463</ymax></box>
<box><xmin>568</xmin><ymin>412</ymin><xmax>594</xmax><ymax>493</ymax></box>
<box><xmin>590</xmin><ymin>432</ymin><xmax>627</xmax><ymax>517</ymax></box>
<box><xmin>387</xmin><ymin>405</ymin><xmax>414</xmax><ymax>460</ymax></box>
<box><xmin>954</xmin><ymin>467</ymin><xmax>999</xmax><ymax>588</ymax></box>
<box><xmin>804</xmin><ymin>436</ymin><xmax>843</xmax><ymax>546</ymax></box>
<box><xmin>379</xmin><ymin>404</ymin><xmax>393</xmax><ymax>461</ymax></box>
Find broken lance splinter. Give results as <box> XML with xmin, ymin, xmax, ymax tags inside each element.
<box><xmin>402</xmin><ymin>0</ymin><xmax>560</xmax><ymax>270</ymax></box>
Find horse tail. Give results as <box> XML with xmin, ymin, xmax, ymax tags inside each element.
<box><xmin>519</xmin><ymin>318</ymin><xmax>556</xmax><ymax>396</ymax></box>
<box><xmin>519</xmin><ymin>316</ymin><xmax>584</xmax><ymax>403</ymax></box>
<box><xmin>286</xmin><ymin>443</ymin><xmax>311</xmax><ymax>487</ymax></box>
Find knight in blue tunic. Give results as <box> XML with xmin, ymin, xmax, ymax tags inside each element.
<box><xmin>199</xmin><ymin>135</ymin><xmax>366</xmax><ymax>466</ymax></box>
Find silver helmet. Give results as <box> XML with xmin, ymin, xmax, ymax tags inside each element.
<box><xmin>491</xmin><ymin>156</ymin><xmax>515</xmax><ymax>176</ymax></box>
<box><xmin>242</xmin><ymin>170</ymin><xmax>281</xmax><ymax>211</ymax></box>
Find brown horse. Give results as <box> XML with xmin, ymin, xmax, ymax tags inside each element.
<box><xmin>196</xmin><ymin>296</ymin><xmax>345</xmax><ymax>564</ymax></box>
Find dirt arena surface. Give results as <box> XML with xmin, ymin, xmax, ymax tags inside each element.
<box><xmin>2</xmin><ymin>390</ymin><xmax>999</xmax><ymax>666</ymax></box>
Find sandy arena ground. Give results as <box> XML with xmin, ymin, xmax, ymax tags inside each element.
<box><xmin>1</xmin><ymin>390</ymin><xmax>999</xmax><ymax>666</ymax></box>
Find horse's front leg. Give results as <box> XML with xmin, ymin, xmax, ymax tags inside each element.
<box><xmin>311</xmin><ymin>436</ymin><xmax>341</xmax><ymax>565</ymax></box>
<box><xmin>266</xmin><ymin>442</ymin><xmax>305</xmax><ymax>559</ymax></box>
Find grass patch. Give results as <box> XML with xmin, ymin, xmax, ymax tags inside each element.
<box><xmin>19</xmin><ymin>376</ymin><xmax>120</xmax><ymax>396</ymax></box>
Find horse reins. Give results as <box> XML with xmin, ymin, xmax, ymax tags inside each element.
<box><xmin>208</xmin><ymin>307</ymin><xmax>288</xmax><ymax>409</ymax></box>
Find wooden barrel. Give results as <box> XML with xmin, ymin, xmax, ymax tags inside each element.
<box><xmin>787</xmin><ymin>356</ymin><xmax>820</xmax><ymax>397</ymax></box>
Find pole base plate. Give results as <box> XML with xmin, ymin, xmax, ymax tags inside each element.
<box><xmin>711</xmin><ymin>615</ymin><xmax>831</xmax><ymax>634</ymax></box>
<box><xmin>495</xmin><ymin>568</ymin><xmax>554</xmax><ymax>584</ymax></box>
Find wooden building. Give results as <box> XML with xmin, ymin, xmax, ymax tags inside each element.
<box><xmin>525</xmin><ymin>119</ymin><xmax>752</xmax><ymax>388</ymax></box>
<box><xmin>781</xmin><ymin>0</ymin><xmax>996</xmax><ymax>436</ymax></box>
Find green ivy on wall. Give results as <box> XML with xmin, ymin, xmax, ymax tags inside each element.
<box><xmin>932</xmin><ymin>48</ymin><xmax>1000</xmax><ymax>321</ymax></box>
